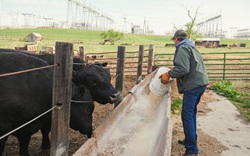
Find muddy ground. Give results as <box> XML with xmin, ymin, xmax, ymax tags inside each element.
<box><xmin>3</xmin><ymin>75</ymin><xmax>228</xmax><ymax>156</ymax></box>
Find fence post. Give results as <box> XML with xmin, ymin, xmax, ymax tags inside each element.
<box><xmin>136</xmin><ymin>45</ymin><xmax>144</xmax><ymax>84</ymax></box>
<box><xmin>223</xmin><ymin>53</ymin><xmax>226</xmax><ymax>80</ymax></box>
<box><xmin>147</xmin><ymin>44</ymin><xmax>154</xmax><ymax>74</ymax></box>
<box><xmin>51</xmin><ymin>42</ymin><xmax>73</xmax><ymax>156</ymax></box>
<box><xmin>114</xmin><ymin>46</ymin><xmax>125</xmax><ymax>108</ymax></box>
<box><xmin>79</xmin><ymin>46</ymin><xmax>85</xmax><ymax>61</ymax></box>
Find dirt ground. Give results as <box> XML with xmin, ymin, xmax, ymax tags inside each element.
<box><xmin>2</xmin><ymin>75</ymin><xmax>228</xmax><ymax>156</ymax></box>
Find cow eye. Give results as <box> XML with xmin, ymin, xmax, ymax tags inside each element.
<box><xmin>90</xmin><ymin>80</ymin><xmax>98</xmax><ymax>86</ymax></box>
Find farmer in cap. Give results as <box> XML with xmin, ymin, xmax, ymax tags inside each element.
<box><xmin>160</xmin><ymin>29</ymin><xmax>209</xmax><ymax>156</ymax></box>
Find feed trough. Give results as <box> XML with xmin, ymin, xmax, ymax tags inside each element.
<box><xmin>74</xmin><ymin>69</ymin><xmax>173</xmax><ymax>156</ymax></box>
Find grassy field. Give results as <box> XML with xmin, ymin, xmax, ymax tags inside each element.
<box><xmin>1</xmin><ymin>28</ymin><xmax>250</xmax><ymax>54</ymax></box>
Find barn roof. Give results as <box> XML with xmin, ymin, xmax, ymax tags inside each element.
<box><xmin>28</xmin><ymin>32</ymin><xmax>42</xmax><ymax>37</ymax></box>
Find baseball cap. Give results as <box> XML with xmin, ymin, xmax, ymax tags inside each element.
<box><xmin>172</xmin><ymin>29</ymin><xmax>188</xmax><ymax>40</ymax></box>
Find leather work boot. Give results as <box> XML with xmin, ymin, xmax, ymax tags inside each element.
<box><xmin>178</xmin><ymin>139</ymin><xmax>185</xmax><ymax>145</ymax></box>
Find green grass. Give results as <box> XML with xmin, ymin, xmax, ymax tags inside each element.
<box><xmin>220</xmin><ymin>38</ymin><xmax>250</xmax><ymax>46</ymax></box>
<box><xmin>171</xmin><ymin>97</ymin><xmax>182</xmax><ymax>114</ymax></box>
<box><xmin>1</xmin><ymin>28</ymin><xmax>250</xmax><ymax>54</ymax></box>
<box><xmin>0</xmin><ymin>28</ymin><xmax>103</xmax><ymax>41</ymax></box>
<box><xmin>211</xmin><ymin>80</ymin><xmax>250</xmax><ymax>121</ymax></box>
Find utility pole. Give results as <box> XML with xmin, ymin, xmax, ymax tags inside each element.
<box><xmin>143</xmin><ymin>18</ymin><xmax>147</xmax><ymax>34</ymax></box>
<box><xmin>123</xmin><ymin>16</ymin><xmax>127</xmax><ymax>33</ymax></box>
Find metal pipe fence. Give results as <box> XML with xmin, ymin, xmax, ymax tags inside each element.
<box><xmin>154</xmin><ymin>52</ymin><xmax>250</xmax><ymax>80</ymax></box>
<box><xmin>84</xmin><ymin>45</ymin><xmax>153</xmax><ymax>76</ymax></box>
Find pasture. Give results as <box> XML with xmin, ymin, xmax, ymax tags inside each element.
<box><xmin>1</xmin><ymin>28</ymin><xmax>250</xmax><ymax>54</ymax></box>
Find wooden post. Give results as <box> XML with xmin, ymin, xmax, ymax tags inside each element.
<box><xmin>147</xmin><ymin>44</ymin><xmax>154</xmax><ymax>74</ymax></box>
<box><xmin>51</xmin><ymin>42</ymin><xmax>73</xmax><ymax>156</ymax></box>
<box><xmin>114</xmin><ymin>46</ymin><xmax>125</xmax><ymax>108</ymax></box>
<box><xmin>79</xmin><ymin>46</ymin><xmax>85</xmax><ymax>61</ymax></box>
<box><xmin>136</xmin><ymin>45</ymin><xmax>144</xmax><ymax>84</ymax></box>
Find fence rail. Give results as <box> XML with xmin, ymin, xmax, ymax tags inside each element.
<box><xmin>0</xmin><ymin>64</ymin><xmax>58</xmax><ymax>140</ymax></box>
<box><xmin>154</xmin><ymin>52</ymin><xmax>250</xmax><ymax>80</ymax></box>
<box><xmin>84</xmin><ymin>45</ymin><xmax>153</xmax><ymax>76</ymax></box>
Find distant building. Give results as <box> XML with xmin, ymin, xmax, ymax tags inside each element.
<box><xmin>25</xmin><ymin>32</ymin><xmax>42</xmax><ymax>42</ymax></box>
<box><xmin>131</xmin><ymin>25</ymin><xmax>143</xmax><ymax>34</ymax></box>
<box><xmin>235</xmin><ymin>28</ymin><xmax>250</xmax><ymax>40</ymax></box>
<box><xmin>131</xmin><ymin>24</ymin><xmax>154</xmax><ymax>35</ymax></box>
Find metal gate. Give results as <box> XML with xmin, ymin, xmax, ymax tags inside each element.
<box><xmin>154</xmin><ymin>52</ymin><xmax>250</xmax><ymax>80</ymax></box>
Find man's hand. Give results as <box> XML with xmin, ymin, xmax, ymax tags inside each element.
<box><xmin>159</xmin><ymin>72</ymin><xmax>170</xmax><ymax>84</ymax></box>
<box><xmin>168</xmin><ymin>66</ymin><xmax>174</xmax><ymax>70</ymax></box>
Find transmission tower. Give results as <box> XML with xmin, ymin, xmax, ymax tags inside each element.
<box><xmin>197</xmin><ymin>11</ymin><xmax>223</xmax><ymax>38</ymax></box>
<box><xmin>43</xmin><ymin>17</ymin><xmax>54</xmax><ymax>26</ymax></box>
<box><xmin>9</xmin><ymin>11</ymin><xmax>20</xmax><ymax>28</ymax></box>
<box><xmin>67</xmin><ymin>0</ymin><xmax>113</xmax><ymax>30</ymax></box>
<box><xmin>33</xmin><ymin>14</ymin><xmax>42</xmax><ymax>27</ymax></box>
<box><xmin>21</xmin><ymin>13</ymin><xmax>33</xmax><ymax>27</ymax></box>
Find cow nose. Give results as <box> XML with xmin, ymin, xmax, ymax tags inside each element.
<box><xmin>109</xmin><ymin>92</ymin><xmax>121</xmax><ymax>103</ymax></box>
<box><xmin>87</xmin><ymin>131</ymin><xmax>92</xmax><ymax>138</ymax></box>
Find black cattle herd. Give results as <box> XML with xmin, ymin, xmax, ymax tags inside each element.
<box><xmin>0</xmin><ymin>49</ymin><xmax>121</xmax><ymax>156</ymax></box>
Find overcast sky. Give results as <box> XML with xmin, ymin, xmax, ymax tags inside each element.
<box><xmin>1</xmin><ymin>0</ymin><xmax>250</xmax><ymax>35</ymax></box>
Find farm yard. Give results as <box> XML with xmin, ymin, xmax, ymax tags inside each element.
<box><xmin>0</xmin><ymin>28</ymin><xmax>250</xmax><ymax>155</ymax></box>
<box><xmin>3</xmin><ymin>74</ymin><xmax>249</xmax><ymax>156</ymax></box>
<box><xmin>0</xmin><ymin>75</ymin><xmax>236</xmax><ymax>156</ymax></box>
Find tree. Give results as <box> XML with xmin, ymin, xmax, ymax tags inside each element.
<box><xmin>185</xmin><ymin>7</ymin><xmax>202</xmax><ymax>41</ymax></box>
<box><xmin>100</xmin><ymin>29</ymin><xmax>124</xmax><ymax>45</ymax></box>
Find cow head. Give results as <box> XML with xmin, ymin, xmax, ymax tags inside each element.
<box><xmin>92</xmin><ymin>62</ymin><xmax>108</xmax><ymax>67</ymax></box>
<box><xmin>72</xmin><ymin>64</ymin><xmax>121</xmax><ymax>104</ymax></box>
<box><xmin>70</xmin><ymin>83</ymin><xmax>94</xmax><ymax>138</ymax></box>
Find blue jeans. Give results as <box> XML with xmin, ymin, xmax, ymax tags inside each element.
<box><xmin>181</xmin><ymin>85</ymin><xmax>207</xmax><ymax>154</ymax></box>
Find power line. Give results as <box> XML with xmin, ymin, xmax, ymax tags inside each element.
<box><xmin>67</xmin><ymin>0</ymin><xmax>113</xmax><ymax>30</ymax></box>
<box><xmin>21</xmin><ymin>13</ymin><xmax>33</xmax><ymax>26</ymax></box>
<box><xmin>197</xmin><ymin>11</ymin><xmax>223</xmax><ymax>38</ymax></box>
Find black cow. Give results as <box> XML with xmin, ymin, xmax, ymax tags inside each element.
<box><xmin>38</xmin><ymin>51</ymin><xmax>120</xmax><ymax>104</ymax></box>
<box><xmin>0</xmin><ymin>52</ymin><xmax>94</xmax><ymax>156</ymax></box>
<box><xmin>0</xmin><ymin>49</ymin><xmax>120</xmax><ymax>104</ymax></box>
<box><xmin>39</xmin><ymin>83</ymin><xmax>94</xmax><ymax>151</ymax></box>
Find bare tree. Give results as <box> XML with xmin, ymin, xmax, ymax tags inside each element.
<box><xmin>185</xmin><ymin>7</ymin><xmax>202</xmax><ymax>41</ymax></box>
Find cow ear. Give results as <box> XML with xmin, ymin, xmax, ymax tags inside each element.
<box><xmin>101</xmin><ymin>62</ymin><xmax>108</xmax><ymax>67</ymax></box>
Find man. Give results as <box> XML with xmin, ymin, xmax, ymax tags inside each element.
<box><xmin>160</xmin><ymin>30</ymin><xmax>209</xmax><ymax>156</ymax></box>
